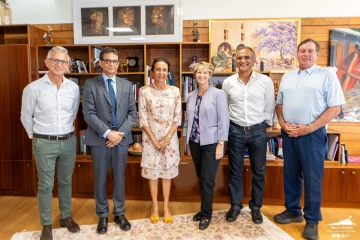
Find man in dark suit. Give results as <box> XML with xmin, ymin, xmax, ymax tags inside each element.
<box><xmin>82</xmin><ymin>47</ymin><xmax>137</xmax><ymax>234</ymax></box>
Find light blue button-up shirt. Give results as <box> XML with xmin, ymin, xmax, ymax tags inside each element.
<box><xmin>276</xmin><ymin>64</ymin><xmax>345</xmax><ymax>125</ymax></box>
<box><xmin>102</xmin><ymin>73</ymin><xmax>117</xmax><ymax>96</ymax></box>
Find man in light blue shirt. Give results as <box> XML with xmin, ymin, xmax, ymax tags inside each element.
<box><xmin>274</xmin><ymin>39</ymin><xmax>345</xmax><ymax>240</ymax></box>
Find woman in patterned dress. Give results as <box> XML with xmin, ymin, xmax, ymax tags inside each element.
<box><xmin>186</xmin><ymin>61</ymin><xmax>229</xmax><ymax>230</ymax></box>
<box><xmin>138</xmin><ymin>58</ymin><xmax>181</xmax><ymax>224</ymax></box>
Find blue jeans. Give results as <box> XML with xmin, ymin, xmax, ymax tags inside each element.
<box><xmin>228</xmin><ymin>121</ymin><xmax>267</xmax><ymax>210</ymax></box>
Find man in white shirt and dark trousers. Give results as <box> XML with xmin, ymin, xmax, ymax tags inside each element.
<box><xmin>222</xmin><ymin>46</ymin><xmax>275</xmax><ymax>224</ymax></box>
<box><xmin>21</xmin><ymin>46</ymin><xmax>80</xmax><ymax>240</ymax></box>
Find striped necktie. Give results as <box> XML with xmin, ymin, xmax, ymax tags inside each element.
<box><xmin>107</xmin><ymin>79</ymin><xmax>117</xmax><ymax>127</ymax></box>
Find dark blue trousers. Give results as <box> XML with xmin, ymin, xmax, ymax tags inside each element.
<box><xmin>228</xmin><ymin>121</ymin><xmax>267</xmax><ymax>210</ymax></box>
<box><xmin>282</xmin><ymin>127</ymin><xmax>327</xmax><ymax>224</ymax></box>
<box><xmin>189</xmin><ymin>141</ymin><xmax>220</xmax><ymax>220</ymax></box>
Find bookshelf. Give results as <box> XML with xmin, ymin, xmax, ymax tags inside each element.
<box><xmin>25</xmin><ymin>42</ymin><xmax>360</xmax><ymax>207</ymax></box>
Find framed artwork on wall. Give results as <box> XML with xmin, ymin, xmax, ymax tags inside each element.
<box><xmin>209</xmin><ymin>18</ymin><xmax>301</xmax><ymax>72</ymax></box>
<box><xmin>73</xmin><ymin>0</ymin><xmax>183</xmax><ymax>44</ymax></box>
<box><xmin>330</xmin><ymin>28</ymin><xmax>360</xmax><ymax>122</ymax></box>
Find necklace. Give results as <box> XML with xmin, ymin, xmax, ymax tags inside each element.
<box><xmin>153</xmin><ymin>83</ymin><xmax>167</xmax><ymax>97</ymax></box>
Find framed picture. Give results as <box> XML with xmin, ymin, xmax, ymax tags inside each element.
<box><xmin>209</xmin><ymin>18</ymin><xmax>301</xmax><ymax>72</ymax></box>
<box><xmin>330</xmin><ymin>28</ymin><xmax>360</xmax><ymax>122</ymax></box>
<box><xmin>73</xmin><ymin>0</ymin><xmax>183</xmax><ymax>44</ymax></box>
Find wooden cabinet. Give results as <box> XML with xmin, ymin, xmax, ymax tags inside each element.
<box><xmin>323</xmin><ymin>167</ymin><xmax>360</xmax><ymax>205</ymax></box>
<box><xmin>72</xmin><ymin>162</ymin><xmax>94</xmax><ymax>196</ymax></box>
<box><xmin>0</xmin><ymin>25</ymin><xmax>43</xmax><ymax>196</ymax></box>
<box><xmin>263</xmin><ymin>165</ymin><xmax>285</xmax><ymax>200</ymax></box>
<box><xmin>0</xmin><ymin>161</ymin><xmax>34</xmax><ymax>195</ymax></box>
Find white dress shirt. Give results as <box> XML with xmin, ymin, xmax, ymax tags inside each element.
<box><xmin>20</xmin><ymin>74</ymin><xmax>80</xmax><ymax>139</ymax></box>
<box><xmin>222</xmin><ymin>71</ymin><xmax>275</xmax><ymax>126</ymax></box>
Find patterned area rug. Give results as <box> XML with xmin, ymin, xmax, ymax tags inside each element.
<box><xmin>11</xmin><ymin>208</ymin><xmax>293</xmax><ymax>240</ymax></box>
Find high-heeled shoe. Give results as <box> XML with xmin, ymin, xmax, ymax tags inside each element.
<box><xmin>163</xmin><ymin>216</ymin><xmax>173</xmax><ymax>225</ymax></box>
<box><xmin>150</xmin><ymin>215</ymin><xmax>159</xmax><ymax>224</ymax></box>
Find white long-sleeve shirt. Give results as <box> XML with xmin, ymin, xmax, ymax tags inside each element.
<box><xmin>20</xmin><ymin>74</ymin><xmax>80</xmax><ymax>139</ymax></box>
<box><xmin>222</xmin><ymin>71</ymin><xmax>275</xmax><ymax>126</ymax></box>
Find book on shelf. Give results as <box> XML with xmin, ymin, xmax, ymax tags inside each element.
<box><xmin>132</xmin><ymin>82</ymin><xmax>142</xmax><ymax>100</ymax></box>
<box><xmin>266</xmin><ymin>152</ymin><xmax>276</xmax><ymax>160</ymax></box>
<box><xmin>145</xmin><ymin>65</ymin><xmax>153</xmax><ymax>86</ymax></box>
<box><xmin>326</xmin><ymin>134</ymin><xmax>339</xmax><ymax>160</ymax></box>
<box><xmin>340</xmin><ymin>143</ymin><xmax>346</xmax><ymax>164</ymax></box>
<box><xmin>168</xmin><ymin>69</ymin><xmax>175</xmax><ymax>86</ymax></box>
<box><xmin>348</xmin><ymin>156</ymin><xmax>360</xmax><ymax>163</ymax></box>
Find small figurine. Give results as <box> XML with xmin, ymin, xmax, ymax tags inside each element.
<box><xmin>189</xmin><ymin>56</ymin><xmax>198</xmax><ymax>71</ymax></box>
<box><xmin>43</xmin><ymin>26</ymin><xmax>53</xmax><ymax>45</ymax></box>
<box><xmin>192</xmin><ymin>21</ymin><xmax>200</xmax><ymax>42</ymax></box>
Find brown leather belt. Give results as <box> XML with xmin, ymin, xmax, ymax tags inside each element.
<box><xmin>33</xmin><ymin>132</ymin><xmax>74</xmax><ymax>141</ymax></box>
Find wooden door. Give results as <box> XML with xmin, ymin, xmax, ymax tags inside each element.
<box><xmin>263</xmin><ymin>166</ymin><xmax>285</xmax><ymax>200</ymax></box>
<box><xmin>322</xmin><ymin>168</ymin><xmax>346</xmax><ymax>201</ymax></box>
<box><xmin>0</xmin><ymin>45</ymin><xmax>32</xmax><ymax>162</ymax></box>
<box><xmin>0</xmin><ymin>161</ymin><xmax>34</xmax><ymax>194</ymax></box>
<box><xmin>345</xmin><ymin>168</ymin><xmax>360</xmax><ymax>202</ymax></box>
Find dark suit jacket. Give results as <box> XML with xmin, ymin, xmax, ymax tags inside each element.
<box><xmin>82</xmin><ymin>75</ymin><xmax>137</xmax><ymax>146</ymax></box>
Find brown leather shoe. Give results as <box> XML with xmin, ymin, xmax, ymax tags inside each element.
<box><xmin>60</xmin><ymin>216</ymin><xmax>80</xmax><ymax>233</ymax></box>
<box><xmin>40</xmin><ymin>225</ymin><xmax>52</xmax><ymax>240</ymax></box>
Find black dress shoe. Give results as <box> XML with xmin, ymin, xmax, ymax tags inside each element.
<box><xmin>193</xmin><ymin>212</ymin><xmax>201</xmax><ymax>221</ymax></box>
<box><xmin>226</xmin><ymin>208</ymin><xmax>241</xmax><ymax>222</ymax></box>
<box><xmin>199</xmin><ymin>218</ymin><xmax>211</xmax><ymax>230</ymax></box>
<box><xmin>96</xmin><ymin>217</ymin><xmax>108</xmax><ymax>234</ymax></box>
<box><xmin>251</xmin><ymin>209</ymin><xmax>263</xmax><ymax>224</ymax></box>
<box><xmin>40</xmin><ymin>225</ymin><xmax>52</xmax><ymax>240</ymax></box>
<box><xmin>115</xmin><ymin>215</ymin><xmax>131</xmax><ymax>231</ymax></box>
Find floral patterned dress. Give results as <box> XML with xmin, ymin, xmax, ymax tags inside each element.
<box><xmin>138</xmin><ymin>85</ymin><xmax>181</xmax><ymax>179</ymax></box>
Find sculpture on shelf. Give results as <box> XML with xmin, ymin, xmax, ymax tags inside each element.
<box><xmin>43</xmin><ymin>26</ymin><xmax>53</xmax><ymax>45</ymax></box>
<box><xmin>211</xmin><ymin>51</ymin><xmax>228</xmax><ymax>72</ymax></box>
<box><xmin>192</xmin><ymin>21</ymin><xmax>200</xmax><ymax>42</ymax></box>
<box><xmin>189</xmin><ymin>56</ymin><xmax>197</xmax><ymax>71</ymax></box>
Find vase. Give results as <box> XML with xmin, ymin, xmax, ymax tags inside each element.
<box><xmin>1</xmin><ymin>2</ymin><xmax>11</xmax><ymax>25</ymax></box>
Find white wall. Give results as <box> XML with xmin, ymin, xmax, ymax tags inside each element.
<box><xmin>10</xmin><ymin>0</ymin><xmax>360</xmax><ymax>24</ymax></box>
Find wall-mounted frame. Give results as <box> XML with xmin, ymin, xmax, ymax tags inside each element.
<box><xmin>330</xmin><ymin>28</ymin><xmax>360</xmax><ymax>122</ymax></box>
<box><xmin>209</xmin><ymin>18</ymin><xmax>301</xmax><ymax>72</ymax></box>
<box><xmin>73</xmin><ymin>0</ymin><xmax>183</xmax><ymax>44</ymax></box>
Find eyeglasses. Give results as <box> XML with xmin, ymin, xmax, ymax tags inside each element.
<box><xmin>48</xmin><ymin>58</ymin><xmax>69</xmax><ymax>66</ymax></box>
<box><xmin>102</xmin><ymin>59</ymin><xmax>120</xmax><ymax>65</ymax></box>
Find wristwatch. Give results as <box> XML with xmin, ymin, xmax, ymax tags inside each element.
<box><xmin>218</xmin><ymin>141</ymin><xmax>224</xmax><ymax>145</ymax></box>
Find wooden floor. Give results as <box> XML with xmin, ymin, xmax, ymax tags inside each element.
<box><xmin>1</xmin><ymin>196</ymin><xmax>359</xmax><ymax>240</ymax></box>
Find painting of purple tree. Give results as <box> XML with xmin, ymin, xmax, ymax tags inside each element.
<box><xmin>210</xmin><ymin>18</ymin><xmax>300</xmax><ymax>72</ymax></box>
<box><xmin>252</xmin><ymin>21</ymin><xmax>298</xmax><ymax>70</ymax></box>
